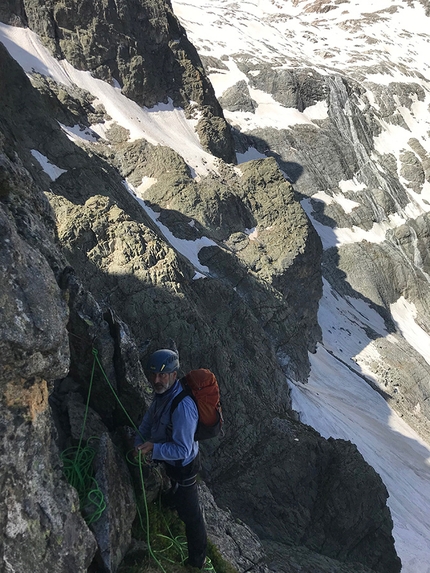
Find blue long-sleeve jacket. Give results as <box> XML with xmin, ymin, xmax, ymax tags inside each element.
<box><xmin>134</xmin><ymin>379</ymin><xmax>199</xmax><ymax>467</ymax></box>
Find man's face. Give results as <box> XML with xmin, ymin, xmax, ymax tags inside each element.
<box><xmin>148</xmin><ymin>371</ymin><xmax>176</xmax><ymax>394</ymax></box>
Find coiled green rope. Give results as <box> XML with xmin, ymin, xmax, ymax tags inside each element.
<box><xmin>60</xmin><ymin>350</ymin><xmax>106</xmax><ymax>524</ymax></box>
<box><xmin>128</xmin><ymin>451</ymin><xmax>215</xmax><ymax>572</ymax></box>
<box><xmin>61</xmin><ymin>439</ymin><xmax>106</xmax><ymax>524</ymax></box>
<box><xmin>60</xmin><ymin>347</ymin><xmax>144</xmax><ymax>525</ymax></box>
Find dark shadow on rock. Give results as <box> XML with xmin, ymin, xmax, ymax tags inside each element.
<box><xmin>231</xmin><ymin>126</ymin><xmax>304</xmax><ymax>183</ymax></box>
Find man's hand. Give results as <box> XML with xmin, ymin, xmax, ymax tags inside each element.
<box><xmin>135</xmin><ymin>441</ymin><xmax>154</xmax><ymax>456</ymax></box>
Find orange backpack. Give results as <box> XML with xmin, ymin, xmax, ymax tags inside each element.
<box><xmin>170</xmin><ymin>369</ymin><xmax>223</xmax><ymax>440</ymax></box>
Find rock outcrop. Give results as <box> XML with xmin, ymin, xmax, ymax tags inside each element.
<box><xmin>0</xmin><ymin>126</ymin><xmax>96</xmax><ymax>573</ymax></box>
<box><xmin>4</xmin><ymin>0</ymin><xmax>235</xmax><ymax>163</ymax></box>
<box><xmin>213</xmin><ymin>418</ymin><xmax>399</xmax><ymax>573</ymax></box>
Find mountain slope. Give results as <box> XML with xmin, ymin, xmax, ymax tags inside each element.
<box><xmin>169</xmin><ymin>1</ymin><xmax>430</xmax><ymax>572</ymax></box>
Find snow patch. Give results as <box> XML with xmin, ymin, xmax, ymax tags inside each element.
<box><xmin>301</xmin><ymin>198</ymin><xmax>407</xmax><ymax>249</ymax></box>
<box><xmin>245</xmin><ymin>227</ymin><xmax>258</xmax><ymax>240</ymax></box>
<box><xmin>236</xmin><ymin>147</ymin><xmax>267</xmax><ymax>163</ymax></box>
<box><xmin>338</xmin><ymin>179</ymin><xmax>366</xmax><ymax>193</ymax></box>
<box><xmin>391</xmin><ymin>297</ymin><xmax>430</xmax><ymax>367</ymax></box>
<box><xmin>290</xmin><ymin>277</ymin><xmax>430</xmax><ymax>573</ymax></box>
<box><xmin>30</xmin><ymin>150</ymin><xmax>67</xmax><ymax>181</ymax></box>
<box><xmin>124</xmin><ymin>180</ymin><xmax>217</xmax><ymax>275</ymax></box>
<box><xmin>137</xmin><ymin>176</ymin><xmax>157</xmax><ymax>195</ymax></box>
<box><xmin>59</xmin><ymin>123</ymin><xmax>100</xmax><ymax>143</ymax></box>
<box><xmin>332</xmin><ymin>193</ymin><xmax>361</xmax><ymax>214</ymax></box>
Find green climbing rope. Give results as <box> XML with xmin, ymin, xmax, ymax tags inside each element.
<box><xmin>138</xmin><ymin>451</ymin><xmax>169</xmax><ymax>573</ymax></box>
<box><xmin>60</xmin><ymin>350</ymin><xmax>106</xmax><ymax>524</ymax></box>
<box><xmin>131</xmin><ymin>451</ymin><xmax>216</xmax><ymax>572</ymax></box>
<box><xmin>91</xmin><ymin>348</ymin><xmax>145</xmax><ymax>442</ymax></box>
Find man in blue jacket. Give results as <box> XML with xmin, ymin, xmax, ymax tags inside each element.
<box><xmin>135</xmin><ymin>349</ymin><xmax>207</xmax><ymax>569</ymax></box>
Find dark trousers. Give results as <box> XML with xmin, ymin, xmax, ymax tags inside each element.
<box><xmin>164</xmin><ymin>457</ymin><xmax>207</xmax><ymax>568</ymax></box>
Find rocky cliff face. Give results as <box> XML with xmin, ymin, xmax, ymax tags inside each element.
<box><xmin>187</xmin><ymin>5</ymin><xmax>430</xmax><ymax>445</ymax></box>
<box><xmin>0</xmin><ymin>2</ymin><xmax>402</xmax><ymax>573</ymax></box>
<box><xmin>0</xmin><ymin>0</ymin><xmax>235</xmax><ymax>163</ymax></box>
<box><xmin>231</xmin><ymin>58</ymin><xmax>430</xmax><ymax>438</ymax></box>
<box><xmin>0</xmin><ymin>70</ymin><xmax>96</xmax><ymax>571</ymax></box>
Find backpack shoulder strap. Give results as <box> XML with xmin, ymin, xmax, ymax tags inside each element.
<box><xmin>170</xmin><ymin>388</ymin><xmax>189</xmax><ymax>417</ymax></box>
<box><xmin>170</xmin><ymin>377</ymin><xmax>195</xmax><ymax>417</ymax></box>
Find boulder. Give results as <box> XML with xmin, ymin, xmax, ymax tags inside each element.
<box><xmin>213</xmin><ymin>418</ymin><xmax>401</xmax><ymax>573</ymax></box>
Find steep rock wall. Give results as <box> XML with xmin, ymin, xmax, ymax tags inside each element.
<box><xmin>2</xmin><ymin>0</ymin><xmax>235</xmax><ymax>163</ymax></box>
<box><xmin>0</xmin><ymin>124</ymin><xmax>96</xmax><ymax>573</ymax></box>
<box><xmin>214</xmin><ymin>419</ymin><xmax>400</xmax><ymax>573</ymax></box>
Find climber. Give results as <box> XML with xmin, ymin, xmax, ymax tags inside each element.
<box><xmin>134</xmin><ymin>348</ymin><xmax>207</xmax><ymax>569</ymax></box>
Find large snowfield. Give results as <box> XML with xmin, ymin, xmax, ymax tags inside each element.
<box><xmin>2</xmin><ymin>1</ymin><xmax>430</xmax><ymax>570</ymax></box>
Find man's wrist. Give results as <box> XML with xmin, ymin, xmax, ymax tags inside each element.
<box><xmin>137</xmin><ymin>441</ymin><xmax>154</xmax><ymax>455</ymax></box>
